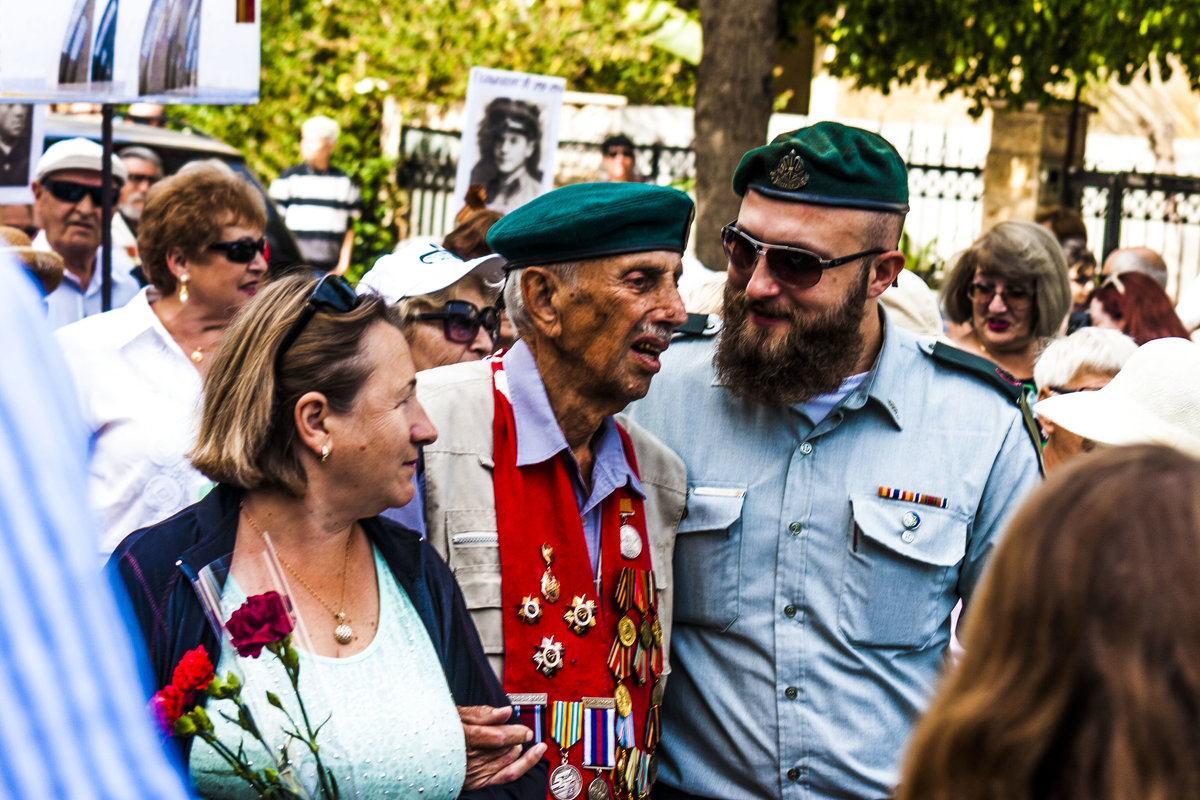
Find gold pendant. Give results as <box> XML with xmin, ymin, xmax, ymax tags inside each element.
<box><xmin>334</xmin><ymin>612</ymin><xmax>353</xmax><ymax>645</ymax></box>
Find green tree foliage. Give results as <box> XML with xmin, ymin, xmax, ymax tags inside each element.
<box><xmin>784</xmin><ymin>0</ymin><xmax>1200</xmax><ymax>116</ymax></box>
<box><xmin>173</xmin><ymin>0</ymin><xmax>696</xmax><ymax>275</ymax></box>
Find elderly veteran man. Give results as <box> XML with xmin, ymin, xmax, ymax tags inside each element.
<box><xmin>625</xmin><ymin>123</ymin><xmax>1042</xmax><ymax>800</ymax></box>
<box><xmin>408</xmin><ymin>182</ymin><xmax>691</xmax><ymax>800</ymax></box>
<box><xmin>31</xmin><ymin>138</ymin><xmax>139</xmax><ymax>327</ymax></box>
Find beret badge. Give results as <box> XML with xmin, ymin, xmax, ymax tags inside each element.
<box><xmin>769</xmin><ymin>149</ymin><xmax>808</xmax><ymax>190</ymax></box>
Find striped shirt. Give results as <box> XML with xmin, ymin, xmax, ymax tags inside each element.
<box><xmin>0</xmin><ymin>257</ymin><xmax>193</xmax><ymax>800</ymax></box>
<box><xmin>269</xmin><ymin>163</ymin><xmax>361</xmax><ymax>271</ymax></box>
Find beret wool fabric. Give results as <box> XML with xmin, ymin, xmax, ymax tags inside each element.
<box><xmin>733</xmin><ymin>121</ymin><xmax>909</xmax><ymax>213</ymax></box>
<box><xmin>486</xmin><ymin>182</ymin><xmax>695</xmax><ymax>269</ymax></box>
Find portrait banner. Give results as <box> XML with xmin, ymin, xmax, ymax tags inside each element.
<box><xmin>0</xmin><ymin>104</ymin><xmax>44</xmax><ymax>203</ymax></box>
<box><xmin>455</xmin><ymin>67</ymin><xmax>565</xmax><ymax>214</ymax></box>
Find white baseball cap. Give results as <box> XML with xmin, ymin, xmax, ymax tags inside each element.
<box><xmin>1034</xmin><ymin>336</ymin><xmax>1200</xmax><ymax>458</ymax></box>
<box><xmin>34</xmin><ymin>137</ymin><xmax>129</xmax><ymax>184</ymax></box>
<box><xmin>357</xmin><ymin>238</ymin><xmax>505</xmax><ymax>303</ymax></box>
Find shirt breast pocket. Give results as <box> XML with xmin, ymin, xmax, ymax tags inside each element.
<box><xmin>672</xmin><ymin>484</ymin><xmax>746</xmax><ymax>631</ymax></box>
<box><xmin>839</xmin><ymin>493</ymin><xmax>967</xmax><ymax>649</ymax></box>
<box><xmin>444</xmin><ymin>509</ymin><xmax>502</xmax><ymax>657</ymax></box>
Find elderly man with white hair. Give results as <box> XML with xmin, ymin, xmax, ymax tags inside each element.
<box><xmin>269</xmin><ymin>114</ymin><xmax>362</xmax><ymax>275</ymax></box>
<box><xmin>32</xmin><ymin>137</ymin><xmax>138</xmax><ymax>327</ymax></box>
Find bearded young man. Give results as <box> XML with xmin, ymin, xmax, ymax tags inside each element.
<box><xmin>626</xmin><ymin>123</ymin><xmax>1043</xmax><ymax>800</ymax></box>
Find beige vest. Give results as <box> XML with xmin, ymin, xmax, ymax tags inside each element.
<box><xmin>416</xmin><ymin>358</ymin><xmax>687</xmax><ymax>680</ymax></box>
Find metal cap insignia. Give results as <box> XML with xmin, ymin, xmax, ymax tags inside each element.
<box><xmin>769</xmin><ymin>148</ymin><xmax>808</xmax><ymax>190</ymax></box>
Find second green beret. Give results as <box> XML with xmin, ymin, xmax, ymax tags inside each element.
<box><xmin>486</xmin><ymin>182</ymin><xmax>695</xmax><ymax>269</ymax></box>
<box><xmin>732</xmin><ymin>121</ymin><xmax>909</xmax><ymax>213</ymax></box>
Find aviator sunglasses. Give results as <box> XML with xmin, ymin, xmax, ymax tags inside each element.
<box><xmin>275</xmin><ymin>274</ymin><xmax>360</xmax><ymax>372</ymax></box>
<box><xmin>721</xmin><ymin>224</ymin><xmax>886</xmax><ymax>290</ymax></box>
<box><xmin>413</xmin><ymin>300</ymin><xmax>500</xmax><ymax>345</ymax></box>
<box><xmin>208</xmin><ymin>236</ymin><xmax>269</xmax><ymax>264</ymax></box>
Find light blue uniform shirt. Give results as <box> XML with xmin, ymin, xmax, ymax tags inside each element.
<box><xmin>388</xmin><ymin>340</ymin><xmax>644</xmax><ymax>571</ymax></box>
<box><xmin>626</xmin><ymin>313</ymin><xmax>1040</xmax><ymax>800</ymax></box>
<box><xmin>0</xmin><ymin>257</ymin><xmax>193</xmax><ymax>800</ymax></box>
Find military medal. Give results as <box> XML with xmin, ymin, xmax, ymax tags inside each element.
<box><xmin>586</xmin><ymin>776</ymin><xmax>612</xmax><ymax>800</ymax></box>
<box><xmin>618</xmin><ymin>498</ymin><xmax>642</xmax><ymax>560</ymax></box>
<box><xmin>613</xmin><ymin>683</ymin><xmax>636</xmax><ymax>751</ymax></box>
<box><xmin>550</xmin><ymin>701</ymin><xmax>585</xmax><ymax>800</ymax></box>
<box><xmin>510</xmin><ymin>693</ymin><xmax>547</xmax><ymax>742</ymax></box>
<box><xmin>582</xmin><ymin>697</ymin><xmax>616</xmax><ymax>770</ymax></box>
<box><xmin>540</xmin><ymin>543</ymin><xmax>561</xmax><ymax>603</ymax></box>
<box><xmin>608</xmin><ymin>615</ymin><xmax>637</xmax><ymax>680</ymax></box>
<box><xmin>518</xmin><ymin>595</ymin><xmax>543</xmax><ymax>624</ymax></box>
<box><xmin>564</xmin><ymin>595</ymin><xmax>598</xmax><ymax>635</ymax></box>
<box><xmin>534</xmin><ymin>636</ymin><xmax>565</xmax><ymax>677</ymax></box>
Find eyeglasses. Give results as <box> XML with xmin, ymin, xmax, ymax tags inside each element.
<box><xmin>42</xmin><ymin>179</ymin><xmax>105</xmax><ymax>206</ymax></box>
<box><xmin>1044</xmin><ymin>384</ymin><xmax>1103</xmax><ymax>396</ymax></box>
<box><xmin>208</xmin><ymin>236</ymin><xmax>269</xmax><ymax>264</ymax></box>
<box><xmin>126</xmin><ymin>172</ymin><xmax>160</xmax><ymax>187</ymax></box>
<box><xmin>412</xmin><ymin>300</ymin><xmax>500</xmax><ymax>345</ymax></box>
<box><xmin>967</xmin><ymin>281</ymin><xmax>1035</xmax><ymax>308</ymax></box>
<box><xmin>605</xmin><ymin>148</ymin><xmax>633</xmax><ymax>158</ymax></box>
<box><xmin>720</xmin><ymin>223</ymin><xmax>885</xmax><ymax>290</ymax></box>
<box><xmin>275</xmin><ymin>274</ymin><xmax>361</xmax><ymax>371</ymax></box>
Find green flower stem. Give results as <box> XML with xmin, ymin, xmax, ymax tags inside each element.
<box><xmin>268</xmin><ymin>638</ymin><xmax>338</xmax><ymax>799</ymax></box>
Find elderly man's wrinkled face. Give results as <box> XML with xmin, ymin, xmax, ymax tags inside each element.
<box><xmin>545</xmin><ymin>251</ymin><xmax>687</xmax><ymax>410</ymax></box>
<box><xmin>33</xmin><ymin>168</ymin><xmax>106</xmax><ymax>266</ymax></box>
<box><xmin>118</xmin><ymin>156</ymin><xmax>162</xmax><ymax>221</ymax></box>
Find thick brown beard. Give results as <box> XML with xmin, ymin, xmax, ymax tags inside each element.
<box><xmin>713</xmin><ymin>269</ymin><xmax>870</xmax><ymax>405</ymax></box>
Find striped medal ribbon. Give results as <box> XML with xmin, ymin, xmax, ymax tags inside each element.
<box><xmin>550</xmin><ymin>700</ymin><xmax>584</xmax><ymax>751</ymax></box>
<box><xmin>582</xmin><ymin>697</ymin><xmax>616</xmax><ymax>769</ymax></box>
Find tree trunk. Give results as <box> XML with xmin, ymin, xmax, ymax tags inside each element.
<box><xmin>694</xmin><ymin>0</ymin><xmax>777</xmax><ymax>270</ymax></box>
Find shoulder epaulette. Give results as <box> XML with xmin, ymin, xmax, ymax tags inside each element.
<box><xmin>673</xmin><ymin>313</ymin><xmax>722</xmax><ymax>340</ymax></box>
<box><xmin>928</xmin><ymin>341</ymin><xmax>1045</xmax><ymax>476</ymax></box>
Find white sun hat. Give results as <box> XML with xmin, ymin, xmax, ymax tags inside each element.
<box><xmin>356</xmin><ymin>238</ymin><xmax>505</xmax><ymax>303</ymax></box>
<box><xmin>1034</xmin><ymin>336</ymin><xmax>1200</xmax><ymax>458</ymax></box>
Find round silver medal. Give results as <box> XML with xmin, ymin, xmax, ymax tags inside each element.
<box><xmin>549</xmin><ymin>764</ymin><xmax>584</xmax><ymax>800</ymax></box>
<box><xmin>619</xmin><ymin>524</ymin><xmax>643</xmax><ymax>559</ymax></box>
<box><xmin>587</xmin><ymin>775</ymin><xmax>612</xmax><ymax>800</ymax></box>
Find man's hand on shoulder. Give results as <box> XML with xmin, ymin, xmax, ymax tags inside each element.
<box><xmin>459</xmin><ymin>704</ymin><xmax>547</xmax><ymax>790</ymax></box>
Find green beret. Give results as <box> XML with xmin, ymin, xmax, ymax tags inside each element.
<box><xmin>733</xmin><ymin>121</ymin><xmax>909</xmax><ymax>213</ymax></box>
<box><xmin>486</xmin><ymin>182</ymin><xmax>695</xmax><ymax>269</ymax></box>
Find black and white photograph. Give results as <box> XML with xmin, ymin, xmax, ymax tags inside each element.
<box><xmin>454</xmin><ymin>67</ymin><xmax>565</xmax><ymax>213</ymax></box>
<box><xmin>0</xmin><ymin>104</ymin><xmax>43</xmax><ymax>203</ymax></box>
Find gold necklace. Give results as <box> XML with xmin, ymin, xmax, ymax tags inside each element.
<box><xmin>241</xmin><ymin>505</ymin><xmax>355</xmax><ymax>645</ymax></box>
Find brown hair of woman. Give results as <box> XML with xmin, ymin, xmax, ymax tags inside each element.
<box><xmin>897</xmin><ymin>444</ymin><xmax>1200</xmax><ymax>800</ymax></box>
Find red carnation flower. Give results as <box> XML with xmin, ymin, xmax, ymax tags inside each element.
<box><xmin>150</xmin><ymin>685</ymin><xmax>188</xmax><ymax>733</ymax></box>
<box><xmin>171</xmin><ymin>645</ymin><xmax>215</xmax><ymax>693</ymax></box>
<box><xmin>227</xmin><ymin>591</ymin><xmax>295</xmax><ymax>659</ymax></box>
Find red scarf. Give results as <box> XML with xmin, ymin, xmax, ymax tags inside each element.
<box><xmin>492</xmin><ymin>359</ymin><xmax>661</xmax><ymax>796</ymax></box>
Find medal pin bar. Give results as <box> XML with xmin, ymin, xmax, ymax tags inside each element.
<box><xmin>549</xmin><ymin>700</ymin><xmax>585</xmax><ymax>800</ymax></box>
<box><xmin>509</xmin><ymin>693</ymin><xmax>547</xmax><ymax>743</ymax></box>
<box><xmin>583</xmin><ymin>697</ymin><xmax>616</xmax><ymax>800</ymax></box>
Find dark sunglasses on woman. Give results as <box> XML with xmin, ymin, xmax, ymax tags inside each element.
<box><xmin>413</xmin><ymin>300</ymin><xmax>500</xmax><ymax>345</ymax></box>
<box><xmin>208</xmin><ymin>236</ymin><xmax>269</xmax><ymax>264</ymax></box>
<box><xmin>275</xmin><ymin>273</ymin><xmax>360</xmax><ymax>372</ymax></box>
<box><xmin>721</xmin><ymin>223</ymin><xmax>885</xmax><ymax>290</ymax></box>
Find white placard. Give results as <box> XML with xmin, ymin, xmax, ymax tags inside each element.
<box><xmin>454</xmin><ymin>67</ymin><xmax>566</xmax><ymax>214</ymax></box>
<box><xmin>0</xmin><ymin>0</ymin><xmax>259</xmax><ymax>104</ymax></box>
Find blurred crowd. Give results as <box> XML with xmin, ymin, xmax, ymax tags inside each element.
<box><xmin>5</xmin><ymin>113</ymin><xmax>1200</xmax><ymax>800</ymax></box>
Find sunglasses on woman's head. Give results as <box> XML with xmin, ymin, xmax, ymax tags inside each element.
<box><xmin>413</xmin><ymin>300</ymin><xmax>500</xmax><ymax>345</ymax></box>
<box><xmin>275</xmin><ymin>274</ymin><xmax>360</xmax><ymax>372</ymax></box>
<box><xmin>208</xmin><ymin>236</ymin><xmax>269</xmax><ymax>264</ymax></box>
<box><xmin>721</xmin><ymin>224</ymin><xmax>886</xmax><ymax>290</ymax></box>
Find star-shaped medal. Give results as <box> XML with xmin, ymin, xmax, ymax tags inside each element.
<box><xmin>533</xmin><ymin>635</ymin><xmax>565</xmax><ymax>677</ymax></box>
<box><xmin>518</xmin><ymin>595</ymin><xmax>543</xmax><ymax>624</ymax></box>
<box><xmin>563</xmin><ymin>595</ymin><xmax>597</xmax><ymax>635</ymax></box>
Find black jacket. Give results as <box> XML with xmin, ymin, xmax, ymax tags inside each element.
<box><xmin>109</xmin><ymin>483</ymin><xmax>545</xmax><ymax>798</ymax></box>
